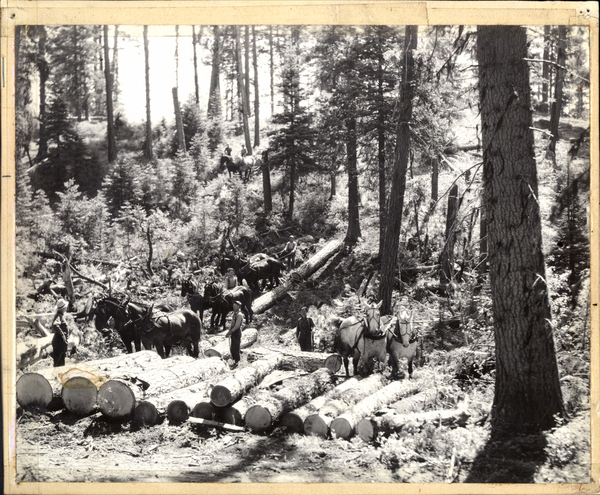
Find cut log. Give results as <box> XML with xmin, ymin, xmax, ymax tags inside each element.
<box><xmin>360</xmin><ymin>408</ymin><xmax>471</xmax><ymax>442</ymax></box>
<box><xmin>61</xmin><ymin>377</ymin><xmax>98</xmax><ymax>416</ymax></box>
<box><xmin>133</xmin><ymin>401</ymin><xmax>159</xmax><ymax>426</ymax></box>
<box><xmin>243</xmin><ymin>368</ymin><xmax>335</xmax><ymax>432</ymax></box>
<box><xmin>210</xmin><ymin>354</ymin><xmax>284</xmax><ymax>407</ymax></box>
<box><xmin>388</xmin><ymin>387</ymin><xmax>451</xmax><ymax>415</ymax></box>
<box><xmin>330</xmin><ymin>379</ymin><xmax>423</xmax><ymax>440</ymax></box>
<box><xmin>303</xmin><ymin>374</ymin><xmax>392</xmax><ymax>438</ymax></box>
<box><xmin>258</xmin><ymin>370</ymin><xmax>306</xmax><ymax>389</ymax></box>
<box><xmin>252</xmin><ymin>240</ymin><xmax>344</xmax><ymax>314</ymax></box>
<box><xmin>280</xmin><ymin>377</ymin><xmax>359</xmax><ymax>434</ymax></box>
<box><xmin>205</xmin><ymin>328</ymin><xmax>258</xmax><ymax>360</ymax></box>
<box><xmin>97</xmin><ymin>380</ymin><xmax>136</xmax><ymax>418</ymax></box>
<box><xmin>192</xmin><ymin>402</ymin><xmax>216</xmax><ymax>420</ymax></box>
<box><xmin>246</xmin><ymin>346</ymin><xmax>341</xmax><ymax>374</ymax></box>
<box><xmin>167</xmin><ymin>400</ymin><xmax>190</xmax><ymax>424</ymax></box>
<box><xmin>16</xmin><ymin>373</ymin><xmax>54</xmax><ymax>410</ymax></box>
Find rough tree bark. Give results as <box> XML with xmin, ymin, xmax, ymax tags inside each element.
<box><xmin>207</xmin><ymin>26</ymin><xmax>222</xmax><ymax>119</ymax></box>
<box><xmin>477</xmin><ymin>25</ymin><xmax>564</xmax><ymax>432</ymax></box>
<box><xmin>345</xmin><ymin>116</ymin><xmax>361</xmax><ymax>244</ymax></box>
<box><xmin>379</xmin><ymin>26</ymin><xmax>418</xmax><ymax>315</ymax></box>
<box><xmin>261</xmin><ymin>151</ymin><xmax>273</xmax><ymax>213</ymax></box>
<box><xmin>103</xmin><ymin>25</ymin><xmax>117</xmax><ymax>162</ymax></box>
<box><xmin>143</xmin><ymin>26</ymin><xmax>153</xmax><ymax>160</ymax></box>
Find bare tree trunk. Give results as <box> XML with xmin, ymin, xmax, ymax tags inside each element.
<box><xmin>103</xmin><ymin>25</ymin><xmax>117</xmax><ymax>163</ymax></box>
<box><xmin>477</xmin><ymin>25</ymin><xmax>564</xmax><ymax>432</ymax></box>
<box><xmin>377</xmin><ymin>41</ymin><xmax>386</xmax><ymax>258</ymax></box>
<box><xmin>345</xmin><ymin>116</ymin><xmax>361</xmax><ymax>244</ymax></box>
<box><xmin>235</xmin><ymin>27</ymin><xmax>253</xmax><ymax>153</ymax></box>
<box><xmin>192</xmin><ymin>26</ymin><xmax>200</xmax><ymax>105</ymax></box>
<box><xmin>36</xmin><ymin>26</ymin><xmax>49</xmax><ymax>160</ymax></box>
<box><xmin>172</xmin><ymin>87</ymin><xmax>186</xmax><ymax>153</ymax></box>
<box><xmin>378</xmin><ymin>26</ymin><xmax>418</xmax><ymax>315</ymax></box>
<box><xmin>146</xmin><ymin>225</ymin><xmax>154</xmax><ymax>276</ymax></box>
<box><xmin>549</xmin><ymin>25</ymin><xmax>567</xmax><ymax>154</ymax></box>
<box><xmin>208</xmin><ymin>26</ymin><xmax>222</xmax><ymax>118</ymax></box>
<box><xmin>244</xmin><ymin>26</ymin><xmax>251</xmax><ymax>117</ymax></box>
<box><xmin>431</xmin><ymin>155</ymin><xmax>439</xmax><ymax>201</ymax></box>
<box><xmin>269</xmin><ymin>26</ymin><xmax>274</xmax><ymax>116</ymax></box>
<box><xmin>440</xmin><ymin>184</ymin><xmax>459</xmax><ymax>284</ymax></box>
<box><xmin>252</xmin><ymin>26</ymin><xmax>260</xmax><ymax>147</ymax></box>
<box><xmin>540</xmin><ymin>25</ymin><xmax>551</xmax><ymax>114</ymax></box>
<box><xmin>261</xmin><ymin>151</ymin><xmax>273</xmax><ymax>213</ymax></box>
<box><xmin>143</xmin><ymin>26</ymin><xmax>153</xmax><ymax>160</ymax></box>
<box><xmin>112</xmin><ymin>25</ymin><xmax>119</xmax><ymax>103</ymax></box>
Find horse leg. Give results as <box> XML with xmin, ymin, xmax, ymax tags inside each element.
<box><xmin>156</xmin><ymin>344</ymin><xmax>166</xmax><ymax>359</ymax></box>
<box><xmin>343</xmin><ymin>356</ymin><xmax>350</xmax><ymax>378</ymax></box>
<box><xmin>407</xmin><ymin>357</ymin><xmax>413</xmax><ymax>379</ymax></box>
<box><xmin>352</xmin><ymin>351</ymin><xmax>361</xmax><ymax>376</ymax></box>
<box><xmin>164</xmin><ymin>343</ymin><xmax>172</xmax><ymax>358</ymax></box>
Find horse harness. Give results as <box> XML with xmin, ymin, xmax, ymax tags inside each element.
<box><xmin>390</xmin><ymin>316</ymin><xmax>417</xmax><ymax>347</ymax></box>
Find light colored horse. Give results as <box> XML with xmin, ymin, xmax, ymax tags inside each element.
<box><xmin>387</xmin><ymin>310</ymin><xmax>419</xmax><ymax>378</ymax></box>
<box><xmin>233</xmin><ymin>155</ymin><xmax>254</xmax><ymax>182</ymax></box>
<box><xmin>337</xmin><ymin>301</ymin><xmax>388</xmax><ymax>377</ymax></box>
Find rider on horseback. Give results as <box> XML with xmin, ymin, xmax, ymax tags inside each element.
<box><xmin>224</xmin><ymin>143</ymin><xmax>232</xmax><ymax>156</ymax></box>
<box><xmin>224</xmin><ymin>267</ymin><xmax>238</xmax><ymax>290</ymax></box>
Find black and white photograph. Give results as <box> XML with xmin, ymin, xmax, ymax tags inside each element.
<box><xmin>2</xmin><ymin>2</ymin><xmax>598</xmax><ymax>492</ymax></box>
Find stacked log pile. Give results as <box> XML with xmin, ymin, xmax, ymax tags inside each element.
<box><xmin>246</xmin><ymin>347</ymin><xmax>342</xmax><ymax>374</ymax></box>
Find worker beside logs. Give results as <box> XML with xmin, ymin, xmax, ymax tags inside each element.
<box><xmin>296</xmin><ymin>306</ymin><xmax>315</xmax><ymax>352</ymax></box>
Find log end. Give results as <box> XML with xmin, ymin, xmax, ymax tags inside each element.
<box><xmin>133</xmin><ymin>401</ymin><xmax>159</xmax><ymax>427</ymax></box>
<box><xmin>97</xmin><ymin>380</ymin><xmax>136</xmax><ymax>418</ymax></box>
<box><xmin>61</xmin><ymin>376</ymin><xmax>98</xmax><ymax>416</ymax></box>
<box><xmin>210</xmin><ymin>385</ymin><xmax>232</xmax><ymax>408</ymax></box>
<box><xmin>303</xmin><ymin>414</ymin><xmax>329</xmax><ymax>438</ymax></box>
<box><xmin>167</xmin><ymin>400</ymin><xmax>190</xmax><ymax>424</ymax></box>
<box><xmin>280</xmin><ymin>413</ymin><xmax>304</xmax><ymax>434</ymax></box>
<box><xmin>245</xmin><ymin>405</ymin><xmax>272</xmax><ymax>432</ymax></box>
<box><xmin>205</xmin><ymin>349</ymin><xmax>222</xmax><ymax>358</ymax></box>
<box><xmin>217</xmin><ymin>406</ymin><xmax>243</xmax><ymax>426</ymax></box>
<box><xmin>324</xmin><ymin>354</ymin><xmax>343</xmax><ymax>374</ymax></box>
<box><xmin>330</xmin><ymin>417</ymin><xmax>353</xmax><ymax>440</ymax></box>
<box><xmin>16</xmin><ymin>373</ymin><xmax>53</xmax><ymax>411</ymax></box>
<box><xmin>357</xmin><ymin>418</ymin><xmax>378</xmax><ymax>443</ymax></box>
<box><xmin>192</xmin><ymin>402</ymin><xmax>216</xmax><ymax>420</ymax></box>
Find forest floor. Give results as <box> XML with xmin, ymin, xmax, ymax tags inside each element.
<box><xmin>13</xmin><ymin>116</ymin><xmax>592</xmax><ymax>487</ymax></box>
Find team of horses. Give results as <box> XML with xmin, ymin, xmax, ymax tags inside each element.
<box><xmin>220</xmin><ymin>153</ymin><xmax>263</xmax><ymax>182</ymax></box>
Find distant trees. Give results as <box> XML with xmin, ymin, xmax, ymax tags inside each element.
<box><xmin>476</xmin><ymin>25</ymin><xmax>564</xmax><ymax>433</ymax></box>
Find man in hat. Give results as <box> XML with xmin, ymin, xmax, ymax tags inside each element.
<box><xmin>223</xmin><ymin>267</ymin><xmax>238</xmax><ymax>290</ymax></box>
<box><xmin>225</xmin><ymin>301</ymin><xmax>244</xmax><ymax>368</ymax></box>
<box><xmin>282</xmin><ymin>235</ymin><xmax>297</xmax><ymax>271</ymax></box>
<box><xmin>50</xmin><ymin>299</ymin><xmax>70</xmax><ymax>367</ymax></box>
<box><xmin>296</xmin><ymin>306</ymin><xmax>315</xmax><ymax>352</ymax></box>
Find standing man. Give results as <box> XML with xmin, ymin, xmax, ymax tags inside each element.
<box><xmin>283</xmin><ymin>235</ymin><xmax>297</xmax><ymax>271</ymax></box>
<box><xmin>50</xmin><ymin>299</ymin><xmax>70</xmax><ymax>367</ymax></box>
<box><xmin>241</xmin><ymin>144</ymin><xmax>247</xmax><ymax>157</ymax></box>
<box><xmin>224</xmin><ymin>143</ymin><xmax>232</xmax><ymax>156</ymax></box>
<box><xmin>225</xmin><ymin>301</ymin><xmax>244</xmax><ymax>369</ymax></box>
<box><xmin>296</xmin><ymin>306</ymin><xmax>315</xmax><ymax>352</ymax></box>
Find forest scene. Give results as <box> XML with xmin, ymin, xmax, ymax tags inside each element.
<box><xmin>12</xmin><ymin>23</ymin><xmax>592</xmax><ymax>485</ymax></box>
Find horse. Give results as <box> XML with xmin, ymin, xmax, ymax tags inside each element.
<box><xmin>220</xmin><ymin>154</ymin><xmax>239</xmax><ymax>178</ymax></box>
<box><xmin>204</xmin><ymin>282</ymin><xmax>253</xmax><ymax>331</ymax></box>
<box><xmin>138</xmin><ymin>307</ymin><xmax>202</xmax><ymax>359</ymax></box>
<box><xmin>337</xmin><ymin>301</ymin><xmax>388</xmax><ymax>377</ymax></box>
<box><xmin>94</xmin><ymin>297</ymin><xmax>173</xmax><ymax>354</ymax></box>
<box><xmin>387</xmin><ymin>310</ymin><xmax>419</xmax><ymax>379</ymax></box>
<box><xmin>219</xmin><ymin>255</ymin><xmax>248</xmax><ymax>285</ymax></box>
<box><xmin>237</xmin><ymin>155</ymin><xmax>254</xmax><ymax>182</ymax></box>
<box><xmin>242</xmin><ymin>257</ymin><xmax>286</xmax><ymax>292</ymax></box>
<box><xmin>181</xmin><ymin>277</ymin><xmax>224</xmax><ymax>329</ymax></box>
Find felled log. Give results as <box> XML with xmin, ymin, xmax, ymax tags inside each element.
<box><xmin>97</xmin><ymin>380</ymin><xmax>136</xmax><ymax>418</ymax></box>
<box><xmin>280</xmin><ymin>377</ymin><xmax>359</xmax><ymax>434</ymax></box>
<box><xmin>358</xmin><ymin>408</ymin><xmax>471</xmax><ymax>442</ymax></box>
<box><xmin>243</xmin><ymin>368</ymin><xmax>335</xmax><ymax>432</ymax></box>
<box><xmin>252</xmin><ymin>240</ymin><xmax>344</xmax><ymax>315</ymax></box>
<box><xmin>388</xmin><ymin>387</ymin><xmax>451</xmax><ymax>415</ymax></box>
<box><xmin>62</xmin><ymin>377</ymin><xmax>99</xmax><ymax>416</ymax></box>
<box><xmin>133</xmin><ymin>401</ymin><xmax>159</xmax><ymax>426</ymax></box>
<box><xmin>204</xmin><ymin>328</ymin><xmax>258</xmax><ymax>359</ymax></box>
<box><xmin>330</xmin><ymin>379</ymin><xmax>423</xmax><ymax>440</ymax></box>
<box><xmin>246</xmin><ymin>346</ymin><xmax>342</xmax><ymax>374</ymax></box>
<box><xmin>188</xmin><ymin>417</ymin><xmax>245</xmax><ymax>432</ymax></box>
<box><xmin>303</xmin><ymin>374</ymin><xmax>392</xmax><ymax>438</ymax></box>
<box><xmin>16</xmin><ymin>373</ymin><xmax>54</xmax><ymax>410</ymax></box>
<box><xmin>17</xmin><ymin>326</ymin><xmax>81</xmax><ymax>370</ymax></box>
<box><xmin>210</xmin><ymin>355</ymin><xmax>285</xmax><ymax>407</ymax></box>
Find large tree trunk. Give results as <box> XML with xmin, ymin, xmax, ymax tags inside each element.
<box><xmin>112</xmin><ymin>25</ymin><xmax>119</xmax><ymax>103</ymax></box>
<box><xmin>236</xmin><ymin>26</ymin><xmax>253</xmax><ymax>152</ymax></box>
<box><xmin>244</xmin><ymin>26</ymin><xmax>251</xmax><ymax>117</ymax></box>
<box><xmin>549</xmin><ymin>25</ymin><xmax>567</xmax><ymax>154</ymax></box>
<box><xmin>143</xmin><ymin>26</ymin><xmax>153</xmax><ymax>159</ymax></box>
<box><xmin>378</xmin><ymin>26</ymin><xmax>417</xmax><ymax>315</ymax></box>
<box><xmin>172</xmin><ymin>87</ymin><xmax>186</xmax><ymax>153</ymax></box>
<box><xmin>252</xmin><ymin>240</ymin><xmax>343</xmax><ymax>314</ymax></box>
<box><xmin>36</xmin><ymin>26</ymin><xmax>49</xmax><ymax>159</ymax></box>
<box><xmin>252</xmin><ymin>26</ymin><xmax>260</xmax><ymax>147</ymax></box>
<box><xmin>261</xmin><ymin>151</ymin><xmax>273</xmax><ymax>213</ymax></box>
<box><xmin>192</xmin><ymin>26</ymin><xmax>201</xmax><ymax>105</ymax></box>
<box><xmin>269</xmin><ymin>26</ymin><xmax>274</xmax><ymax>115</ymax></box>
<box><xmin>243</xmin><ymin>368</ymin><xmax>334</xmax><ymax>431</ymax></box>
<box><xmin>303</xmin><ymin>373</ymin><xmax>392</xmax><ymax>437</ymax></box>
<box><xmin>377</xmin><ymin>44</ymin><xmax>386</xmax><ymax>258</ymax></box>
<box><xmin>210</xmin><ymin>355</ymin><xmax>284</xmax><ymax>407</ymax></box>
<box><xmin>330</xmin><ymin>378</ymin><xmax>422</xmax><ymax>440</ymax></box>
<box><xmin>281</xmin><ymin>377</ymin><xmax>359</xmax><ymax>433</ymax></box>
<box><xmin>207</xmin><ymin>26</ymin><xmax>222</xmax><ymax>119</ymax></box>
<box><xmin>246</xmin><ymin>347</ymin><xmax>342</xmax><ymax>374</ymax></box>
<box><xmin>345</xmin><ymin>116</ymin><xmax>361</xmax><ymax>244</ymax></box>
<box><xmin>540</xmin><ymin>25</ymin><xmax>551</xmax><ymax>114</ymax></box>
<box><xmin>204</xmin><ymin>327</ymin><xmax>258</xmax><ymax>360</ymax></box>
<box><xmin>103</xmin><ymin>25</ymin><xmax>117</xmax><ymax>163</ymax></box>
<box><xmin>440</xmin><ymin>183</ymin><xmax>460</xmax><ymax>284</ymax></box>
<box><xmin>477</xmin><ymin>25</ymin><xmax>564</xmax><ymax>432</ymax></box>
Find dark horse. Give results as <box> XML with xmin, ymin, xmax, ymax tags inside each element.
<box><xmin>204</xmin><ymin>282</ymin><xmax>253</xmax><ymax>331</ymax></box>
<box><xmin>219</xmin><ymin>254</ymin><xmax>285</xmax><ymax>292</ymax></box>
<box><xmin>95</xmin><ymin>297</ymin><xmax>174</xmax><ymax>353</ymax></box>
<box><xmin>181</xmin><ymin>277</ymin><xmax>223</xmax><ymax>329</ymax></box>
<box><xmin>220</xmin><ymin>155</ymin><xmax>239</xmax><ymax>178</ymax></box>
<box><xmin>138</xmin><ymin>307</ymin><xmax>202</xmax><ymax>359</ymax></box>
